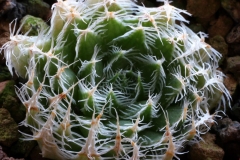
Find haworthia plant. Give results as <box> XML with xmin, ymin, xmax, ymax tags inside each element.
<box><xmin>1</xmin><ymin>0</ymin><xmax>231</xmax><ymax>159</ymax></box>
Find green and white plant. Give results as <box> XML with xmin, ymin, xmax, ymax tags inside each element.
<box><xmin>1</xmin><ymin>0</ymin><xmax>231</xmax><ymax>159</ymax></box>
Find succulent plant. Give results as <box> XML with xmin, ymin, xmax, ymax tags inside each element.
<box><xmin>1</xmin><ymin>0</ymin><xmax>231</xmax><ymax>159</ymax></box>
